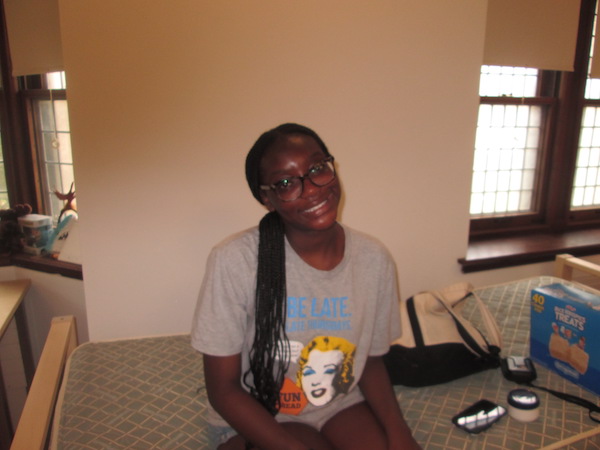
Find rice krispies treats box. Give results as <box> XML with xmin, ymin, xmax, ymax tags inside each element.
<box><xmin>530</xmin><ymin>283</ymin><xmax>600</xmax><ymax>396</ymax></box>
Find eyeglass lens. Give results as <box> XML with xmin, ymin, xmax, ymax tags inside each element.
<box><xmin>275</xmin><ymin>160</ymin><xmax>335</xmax><ymax>201</ymax></box>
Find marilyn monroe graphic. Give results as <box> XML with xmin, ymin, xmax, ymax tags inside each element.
<box><xmin>296</xmin><ymin>336</ymin><xmax>356</xmax><ymax>406</ymax></box>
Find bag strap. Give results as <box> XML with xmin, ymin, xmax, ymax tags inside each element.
<box><xmin>433</xmin><ymin>284</ymin><xmax>502</xmax><ymax>350</ymax></box>
<box><xmin>430</xmin><ymin>289</ymin><xmax>502</xmax><ymax>355</ymax></box>
<box><xmin>431</xmin><ymin>292</ymin><xmax>489</xmax><ymax>357</ymax></box>
<box><xmin>433</xmin><ymin>288</ymin><xmax>503</xmax><ymax>348</ymax></box>
<box><xmin>470</xmin><ymin>291</ymin><xmax>503</xmax><ymax>349</ymax></box>
<box><xmin>405</xmin><ymin>297</ymin><xmax>425</xmax><ymax>347</ymax></box>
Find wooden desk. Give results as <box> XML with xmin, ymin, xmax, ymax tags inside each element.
<box><xmin>0</xmin><ymin>279</ymin><xmax>34</xmax><ymax>450</ymax></box>
<box><xmin>0</xmin><ymin>280</ymin><xmax>31</xmax><ymax>337</ymax></box>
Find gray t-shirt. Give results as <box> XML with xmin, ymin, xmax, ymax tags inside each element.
<box><xmin>191</xmin><ymin>224</ymin><xmax>401</xmax><ymax>428</ymax></box>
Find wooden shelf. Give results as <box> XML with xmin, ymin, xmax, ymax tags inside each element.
<box><xmin>0</xmin><ymin>253</ymin><xmax>82</xmax><ymax>280</ymax></box>
<box><xmin>459</xmin><ymin>229</ymin><xmax>600</xmax><ymax>273</ymax></box>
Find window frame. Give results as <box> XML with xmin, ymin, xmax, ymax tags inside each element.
<box><xmin>20</xmin><ymin>85</ymin><xmax>70</xmax><ymax>221</ymax></box>
<box><xmin>0</xmin><ymin>15</ymin><xmax>71</xmax><ymax>221</ymax></box>
<box><xmin>469</xmin><ymin>0</ymin><xmax>599</xmax><ymax>239</ymax></box>
<box><xmin>470</xmin><ymin>93</ymin><xmax>558</xmax><ymax>236</ymax></box>
<box><xmin>0</xmin><ymin>4</ymin><xmax>81</xmax><ymax>279</ymax></box>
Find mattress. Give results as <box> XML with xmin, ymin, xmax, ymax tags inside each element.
<box><xmin>51</xmin><ymin>276</ymin><xmax>600</xmax><ymax>449</ymax></box>
<box><xmin>51</xmin><ymin>334</ymin><xmax>208</xmax><ymax>449</ymax></box>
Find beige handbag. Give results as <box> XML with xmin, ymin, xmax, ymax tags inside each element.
<box><xmin>383</xmin><ymin>282</ymin><xmax>502</xmax><ymax>387</ymax></box>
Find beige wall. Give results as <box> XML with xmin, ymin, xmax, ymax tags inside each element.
<box><xmin>57</xmin><ymin>0</ymin><xmax>530</xmax><ymax>340</ymax></box>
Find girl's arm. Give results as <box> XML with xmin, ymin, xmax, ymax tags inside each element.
<box><xmin>358</xmin><ymin>355</ymin><xmax>421</xmax><ymax>450</ymax></box>
<box><xmin>203</xmin><ymin>353</ymin><xmax>309</xmax><ymax>450</ymax></box>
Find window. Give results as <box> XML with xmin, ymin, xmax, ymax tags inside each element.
<box><xmin>574</xmin><ymin>107</ymin><xmax>600</xmax><ymax>208</ymax></box>
<box><xmin>573</xmin><ymin>57</ymin><xmax>600</xmax><ymax>209</ymax></box>
<box><xmin>0</xmin><ymin>0</ymin><xmax>76</xmax><ymax>225</ymax></box>
<box><xmin>469</xmin><ymin>1</ymin><xmax>600</xmax><ymax>238</ymax></box>
<box><xmin>22</xmin><ymin>72</ymin><xmax>75</xmax><ymax>223</ymax></box>
<box><xmin>471</xmin><ymin>66</ymin><xmax>542</xmax><ymax>217</ymax></box>
<box><xmin>0</xmin><ymin>66</ymin><xmax>75</xmax><ymax>224</ymax></box>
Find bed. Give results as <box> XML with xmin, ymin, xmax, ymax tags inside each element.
<box><xmin>10</xmin><ymin>254</ymin><xmax>600</xmax><ymax>449</ymax></box>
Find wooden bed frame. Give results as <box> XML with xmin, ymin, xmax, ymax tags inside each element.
<box><xmin>554</xmin><ymin>253</ymin><xmax>600</xmax><ymax>281</ymax></box>
<box><xmin>8</xmin><ymin>255</ymin><xmax>600</xmax><ymax>449</ymax></box>
<box><xmin>10</xmin><ymin>316</ymin><xmax>77</xmax><ymax>450</ymax></box>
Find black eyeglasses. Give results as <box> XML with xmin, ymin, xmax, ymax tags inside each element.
<box><xmin>260</xmin><ymin>156</ymin><xmax>336</xmax><ymax>202</ymax></box>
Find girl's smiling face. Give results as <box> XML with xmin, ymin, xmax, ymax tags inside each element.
<box><xmin>300</xmin><ymin>349</ymin><xmax>344</xmax><ymax>406</ymax></box>
<box><xmin>259</xmin><ymin>134</ymin><xmax>341</xmax><ymax>235</ymax></box>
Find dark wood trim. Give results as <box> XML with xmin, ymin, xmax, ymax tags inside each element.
<box><xmin>0</xmin><ymin>252</ymin><xmax>82</xmax><ymax>280</ymax></box>
<box><xmin>0</xmin><ymin>2</ymin><xmax>39</xmax><ymax>212</ymax></box>
<box><xmin>545</xmin><ymin>0</ymin><xmax>596</xmax><ymax>232</ymax></box>
<box><xmin>20</xmin><ymin>89</ymin><xmax>67</xmax><ymax>101</ymax></box>
<box><xmin>479</xmin><ymin>96</ymin><xmax>555</xmax><ymax>106</ymax></box>
<box><xmin>459</xmin><ymin>228</ymin><xmax>600</xmax><ymax>273</ymax></box>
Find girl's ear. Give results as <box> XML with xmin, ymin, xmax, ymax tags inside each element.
<box><xmin>260</xmin><ymin>192</ymin><xmax>276</xmax><ymax>212</ymax></box>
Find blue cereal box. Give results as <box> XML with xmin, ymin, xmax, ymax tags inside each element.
<box><xmin>530</xmin><ymin>283</ymin><xmax>600</xmax><ymax>396</ymax></box>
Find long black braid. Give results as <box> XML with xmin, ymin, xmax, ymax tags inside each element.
<box><xmin>244</xmin><ymin>211</ymin><xmax>288</xmax><ymax>415</ymax></box>
<box><xmin>243</xmin><ymin>123</ymin><xmax>332</xmax><ymax>416</ymax></box>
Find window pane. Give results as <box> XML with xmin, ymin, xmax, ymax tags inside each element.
<box><xmin>45</xmin><ymin>163</ymin><xmax>61</xmax><ymax>191</ymax></box>
<box><xmin>511</xmin><ymin>148</ymin><xmax>524</xmax><ymax>169</ymax></box>
<box><xmin>471</xmin><ymin>66</ymin><xmax>542</xmax><ymax>218</ymax></box>
<box><xmin>38</xmin><ymin>100</ymin><xmax>54</xmax><ymax>131</ymax></box>
<box><xmin>43</xmin><ymin>132</ymin><xmax>59</xmax><ymax>162</ymax></box>
<box><xmin>479</xmin><ymin>66</ymin><xmax>538</xmax><ymax>97</ymax></box>
<box><xmin>0</xmin><ymin>162</ymin><xmax>8</xmax><ymax>210</ymax></box>
<box><xmin>0</xmin><ymin>130</ymin><xmax>6</xmax><ymax>209</ymax></box>
<box><xmin>519</xmin><ymin>191</ymin><xmax>532</xmax><ymax>210</ymax></box>
<box><xmin>524</xmin><ymin>149</ymin><xmax>538</xmax><ymax>170</ymax></box>
<box><xmin>34</xmin><ymin>93</ymin><xmax>75</xmax><ymax>223</ymax></box>
<box><xmin>46</xmin><ymin>72</ymin><xmax>66</xmax><ymax>89</ymax></box>
<box><xmin>43</xmin><ymin>132</ymin><xmax>73</xmax><ymax>164</ymax></box>
<box><xmin>572</xmin><ymin>106</ymin><xmax>600</xmax><ymax>209</ymax></box>
<box><xmin>585</xmin><ymin>78</ymin><xmax>600</xmax><ymax>99</ymax></box>
<box><xmin>0</xmin><ymin>163</ymin><xmax>5</xmax><ymax>192</ymax></box>
<box><xmin>585</xmin><ymin>9</ymin><xmax>600</xmax><ymax>100</ymax></box>
<box><xmin>57</xmin><ymin>133</ymin><xmax>72</xmax><ymax>163</ymax></box>
<box><xmin>54</xmin><ymin>100</ymin><xmax>70</xmax><ymax>132</ymax></box>
<box><xmin>470</xmin><ymin>104</ymin><xmax>541</xmax><ymax>216</ymax></box>
<box><xmin>60</xmin><ymin>165</ymin><xmax>75</xmax><ymax>192</ymax></box>
<box><xmin>470</xmin><ymin>192</ymin><xmax>484</xmax><ymax>214</ymax></box>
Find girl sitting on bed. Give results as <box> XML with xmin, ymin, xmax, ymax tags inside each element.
<box><xmin>191</xmin><ymin>123</ymin><xmax>420</xmax><ymax>449</ymax></box>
